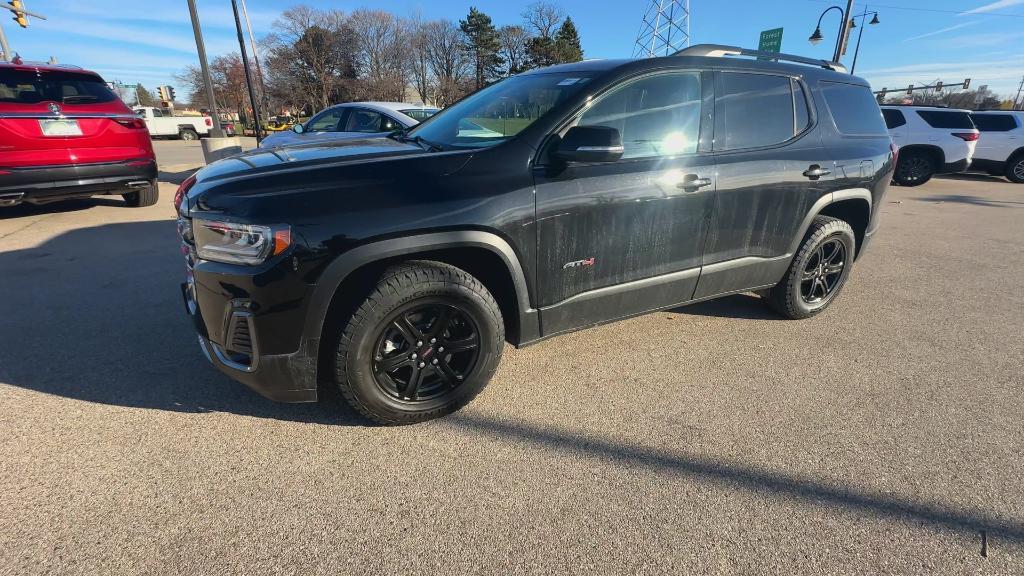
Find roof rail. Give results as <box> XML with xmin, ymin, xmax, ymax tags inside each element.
<box><xmin>673</xmin><ymin>44</ymin><xmax>848</xmax><ymax>73</ymax></box>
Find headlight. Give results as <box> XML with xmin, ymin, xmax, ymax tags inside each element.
<box><xmin>193</xmin><ymin>220</ymin><xmax>291</xmax><ymax>265</ymax></box>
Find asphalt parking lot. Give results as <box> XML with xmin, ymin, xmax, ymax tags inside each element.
<box><xmin>1</xmin><ymin>141</ymin><xmax>1022</xmax><ymax>575</ymax></box>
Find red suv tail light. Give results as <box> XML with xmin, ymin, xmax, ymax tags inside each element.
<box><xmin>115</xmin><ymin>118</ymin><xmax>147</xmax><ymax>130</ymax></box>
<box><xmin>174</xmin><ymin>174</ymin><xmax>197</xmax><ymax>212</ymax></box>
<box><xmin>952</xmin><ymin>132</ymin><xmax>979</xmax><ymax>142</ymax></box>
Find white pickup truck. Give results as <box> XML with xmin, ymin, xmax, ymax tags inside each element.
<box><xmin>133</xmin><ymin>107</ymin><xmax>212</xmax><ymax>141</ymax></box>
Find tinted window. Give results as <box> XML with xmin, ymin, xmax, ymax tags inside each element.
<box><xmin>0</xmin><ymin>69</ymin><xmax>117</xmax><ymax>104</ymax></box>
<box><xmin>882</xmin><ymin>109</ymin><xmax>906</xmax><ymax>129</ymax></box>
<box><xmin>794</xmin><ymin>79</ymin><xmax>811</xmax><ymax>133</ymax></box>
<box><xmin>578</xmin><ymin>72</ymin><xmax>701</xmax><ymax>158</ymax></box>
<box><xmin>344</xmin><ymin>109</ymin><xmax>386</xmax><ymax>132</ymax></box>
<box><xmin>916</xmin><ymin>110</ymin><xmax>974</xmax><ymax>129</ymax></box>
<box><xmin>401</xmin><ymin>108</ymin><xmax>439</xmax><ymax>121</ymax></box>
<box><xmin>716</xmin><ymin>72</ymin><xmax>794</xmax><ymax>150</ymax></box>
<box><xmin>820</xmin><ymin>82</ymin><xmax>888</xmax><ymax>135</ymax></box>
<box><xmin>970</xmin><ymin>113</ymin><xmax>1017</xmax><ymax>132</ymax></box>
<box><xmin>307</xmin><ymin>108</ymin><xmax>346</xmax><ymax>132</ymax></box>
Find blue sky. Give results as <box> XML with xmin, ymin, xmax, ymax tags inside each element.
<box><xmin>5</xmin><ymin>0</ymin><xmax>1024</xmax><ymax>101</ymax></box>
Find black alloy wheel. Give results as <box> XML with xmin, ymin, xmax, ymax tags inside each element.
<box><xmin>800</xmin><ymin>238</ymin><xmax>846</xmax><ymax>304</ymax></box>
<box><xmin>1008</xmin><ymin>156</ymin><xmax>1024</xmax><ymax>184</ymax></box>
<box><xmin>372</xmin><ymin>301</ymin><xmax>481</xmax><ymax>402</ymax></box>
<box><xmin>894</xmin><ymin>152</ymin><xmax>935</xmax><ymax>186</ymax></box>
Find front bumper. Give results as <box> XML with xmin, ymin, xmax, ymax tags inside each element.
<box><xmin>194</xmin><ymin>332</ymin><xmax>319</xmax><ymax>403</ymax></box>
<box><xmin>0</xmin><ymin>159</ymin><xmax>158</xmax><ymax>205</ymax></box>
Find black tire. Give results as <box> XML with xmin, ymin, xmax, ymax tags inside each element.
<box><xmin>893</xmin><ymin>150</ymin><xmax>936</xmax><ymax>186</ymax></box>
<box><xmin>333</xmin><ymin>260</ymin><xmax>504</xmax><ymax>425</ymax></box>
<box><xmin>766</xmin><ymin>216</ymin><xmax>856</xmax><ymax>320</ymax></box>
<box><xmin>1006</xmin><ymin>154</ymin><xmax>1024</xmax><ymax>184</ymax></box>
<box><xmin>179</xmin><ymin>128</ymin><xmax>199</xmax><ymax>141</ymax></box>
<box><xmin>122</xmin><ymin>180</ymin><xmax>159</xmax><ymax>207</ymax></box>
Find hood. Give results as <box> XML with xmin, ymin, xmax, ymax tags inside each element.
<box><xmin>193</xmin><ymin>136</ymin><xmax>426</xmax><ymax>184</ymax></box>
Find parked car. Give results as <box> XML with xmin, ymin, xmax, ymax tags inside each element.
<box><xmin>967</xmin><ymin>110</ymin><xmax>1024</xmax><ymax>183</ymax></box>
<box><xmin>257</xmin><ymin>102</ymin><xmax>439</xmax><ymax>148</ymax></box>
<box><xmin>133</xmin><ymin>106</ymin><xmax>212</xmax><ymax>141</ymax></box>
<box><xmin>177</xmin><ymin>44</ymin><xmax>894</xmax><ymax>424</ymax></box>
<box><xmin>880</xmin><ymin>105</ymin><xmax>978</xmax><ymax>186</ymax></box>
<box><xmin>0</xmin><ymin>61</ymin><xmax>158</xmax><ymax>208</ymax></box>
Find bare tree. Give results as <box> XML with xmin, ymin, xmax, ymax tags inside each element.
<box><xmin>522</xmin><ymin>1</ymin><xmax>564</xmax><ymax>39</ymax></box>
<box><xmin>262</xmin><ymin>6</ymin><xmax>357</xmax><ymax>113</ymax></box>
<box><xmin>407</xmin><ymin>13</ymin><xmax>434</xmax><ymax>104</ymax></box>
<box><xmin>498</xmin><ymin>25</ymin><xmax>532</xmax><ymax>76</ymax></box>
<box><xmin>424</xmin><ymin>19</ymin><xmax>472</xmax><ymax>106</ymax></box>
<box><xmin>350</xmin><ymin>9</ymin><xmax>410</xmax><ymax>102</ymax></box>
<box><xmin>176</xmin><ymin>52</ymin><xmax>247</xmax><ymax>116</ymax></box>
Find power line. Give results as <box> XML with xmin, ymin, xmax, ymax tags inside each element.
<box><xmin>806</xmin><ymin>0</ymin><xmax>1024</xmax><ymax>18</ymax></box>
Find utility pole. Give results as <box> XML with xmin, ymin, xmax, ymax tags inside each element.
<box><xmin>238</xmin><ymin>0</ymin><xmax>268</xmax><ymax>119</ymax></box>
<box><xmin>231</xmin><ymin>0</ymin><xmax>262</xmax><ymax>141</ymax></box>
<box><xmin>835</xmin><ymin>0</ymin><xmax>855</xmax><ymax>63</ymax></box>
<box><xmin>186</xmin><ymin>0</ymin><xmax>223</xmax><ymax>137</ymax></box>
<box><xmin>1015</xmin><ymin>76</ymin><xmax>1024</xmax><ymax>111</ymax></box>
<box><xmin>0</xmin><ymin>21</ymin><xmax>9</xmax><ymax>62</ymax></box>
<box><xmin>1</xmin><ymin>1</ymin><xmax>49</xmax><ymax>61</ymax></box>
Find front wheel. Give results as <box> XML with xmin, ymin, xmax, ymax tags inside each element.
<box><xmin>766</xmin><ymin>216</ymin><xmax>856</xmax><ymax>319</ymax></box>
<box><xmin>179</xmin><ymin>128</ymin><xmax>199</xmax><ymax>141</ymax></box>
<box><xmin>1006</xmin><ymin>154</ymin><xmax>1024</xmax><ymax>184</ymax></box>
<box><xmin>893</xmin><ymin>151</ymin><xmax>936</xmax><ymax>186</ymax></box>
<box><xmin>333</xmin><ymin>261</ymin><xmax>504</xmax><ymax>425</ymax></box>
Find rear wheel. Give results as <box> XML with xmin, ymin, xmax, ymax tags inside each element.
<box><xmin>1007</xmin><ymin>154</ymin><xmax>1024</xmax><ymax>184</ymax></box>
<box><xmin>893</xmin><ymin>151</ymin><xmax>936</xmax><ymax>186</ymax></box>
<box><xmin>333</xmin><ymin>261</ymin><xmax>504</xmax><ymax>425</ymax></box>
<box><xmin>122</xmin><ymin>180</ymin><xmax>158</xmax><ymax>207</ymax></box>
<box><xmin>766</xmin><ymin>216</ymin><xmax>855</xmax><ymax>320</ymax></box>
<box><xmin>179</xmin><ymin>128</ymin><xmax>199</xmax><ymax>141</ymax></box>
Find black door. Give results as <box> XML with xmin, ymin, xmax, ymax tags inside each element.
<box><xmin>534</xmin><ymin>71</ymin><xmax>716</xmax><ymax>335</ymax></box>
<box><xmin>694</xmin><ymin>71</ymin><xmax>834</xmax><ymax>299</ymax></box>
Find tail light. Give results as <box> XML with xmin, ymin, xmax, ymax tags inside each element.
<box><xmin>115</xmin><ymin>118</ymin><xmax>147</xmax><ymax>130</ymax></box>
<box><xmin>174</xmin><ymin>174</ymin><xmax>197</xmax><ymax>213</ymax></box>
<box><xmin>205</xmin><ymin>117</ymin><xmax>213</xmax><ymax>128</ymax></box>
<box><xmin>952</xmin><ymin>132</ymin><xmax>979</xmax><ymax>142</ymax></box>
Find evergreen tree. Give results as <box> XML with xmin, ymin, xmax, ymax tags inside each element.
<box><xmin>554</xmin><ymin>17</ymin><xmax>583</xmax><ymax>63</ymax></box>
<box><xmin>134</xmin><ymin>84</ymin><xmax>157</xmax><ymax>107</ymax></box>
<box><xmin>459</xmin><ymin>7</ymin><xmax>503</xmax><ymax>90</ymax></box>
<box><xmin>526</xmin><ymin>35</ymin><xmax>558</xmax><ymax>68</ymax></box>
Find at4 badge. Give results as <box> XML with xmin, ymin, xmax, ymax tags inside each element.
<box><xmin>562</xmin><ymin>257</ymin><xmax>596</xmax><ymax>270</ymax></box>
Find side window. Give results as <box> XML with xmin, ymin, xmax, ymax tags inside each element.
<box><xmin>577</xmin><ymin>72</ymin><xmax>701</xmax><ymax>159</ymax></box>
<box><xmin>345</xmin><ymin>109</ymin><xmax>386</xmax><ymax>133</ymax></box>
<box><xmin>915</xmin><ymin>110</ymin><xmax>974</xmax><ymax>129</ymax></box>
<box><xmin>882</xmin><ymin>109</ymin><xmax>906</xmax><ymax>129</ymax></box>
<box><xmin>820</xmin><ymin>82</ymin><xmax>888</xmax><ymax>135</ymax></box>
<box><xmin>970</xmin><ymin>114</ymin><xmax>1017</xmax><ymax>132</ymax></box>
<box><xmin>716</xmin><ymin>72</ymin><xmax>795</xmax><ymax>150</ymax></box>
<box><xmin>307</xmin><ymin>108</ymin><xmax>346</xmax><ymax>132</ymax></box>
<box><xmin>150</xmin><ymin>108</ymin><xmax>164</xmax><ymax>118</ymax></box>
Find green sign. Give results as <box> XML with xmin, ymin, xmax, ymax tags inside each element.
<box><xmin>758</xmin><ymin>27</ymin><xmax>784</xmax><ymax>54</ymax></box>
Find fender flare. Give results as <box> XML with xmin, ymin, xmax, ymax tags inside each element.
<box><xmin>896</xmin><ymin>143</ymin><xmax>945</xmax><ymax>166</ymax></box>
<box><xmin>787</xmin><ymin>188</ymin><xmax>872</xmax><ymax>256</ymax></box>
<box><xmin>301</xmin><ymin>230</ymin><xmax>537</xmax><ymax>345</ymax></box>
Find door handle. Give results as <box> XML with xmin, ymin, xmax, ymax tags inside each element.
<box><xmin>803</xmin><ymin>165</ymin><xmax>831</xmax><ymax>179</ymax></box>
<box><xmin>676</xmin><ymin>174</ymin><xmax>712</xmax><ymax>191</ymax></box>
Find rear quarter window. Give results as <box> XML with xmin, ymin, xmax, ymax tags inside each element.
<box><xmin>715</xmin><ymin>72</ymin><xmax>801</xmax><ymax>150</ymax></box>
<box><xmin>882</xmin><ymin>109</ymin><xmax>906</xmax><ymax>129</ymax></box>
<box><xmin>916</xmin><ymin>110</ymin><xmax>974</xmax><ymax>129</ymax></box>
<box><xmin>970</xmin><ymin>114</ymin><xmax>1018</xmax><ymax>132</ymax></box>
<box><xmin>0</xmin><ymin>69</ymin><xmax>118</xmax><ymax>104</ymax></box>
<box><xmin>820</xmin><ymin>82</ymin><xmax>888</xmax><ymax>136</ymax></box>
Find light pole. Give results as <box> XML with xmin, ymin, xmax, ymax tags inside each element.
<box><xmin>808</xmin><ymin>1</ymin><xmax>855</xmax><ymax>63</ymax></box>
<box><xmin>186</xmin><ymin>0</ymin><xmax>223</xmax><ymax>138</ymax></box>
<box><xmin>849</xmin><ymin>7</ymin><xmax>880</xmax><ymax>74</ymax></box>
<box><xmin>231</xmin><ymin>0</ymin><xmax>262</xmax><ymax>141</ymax></box>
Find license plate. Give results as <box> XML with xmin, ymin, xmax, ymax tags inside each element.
<box><xmin>39</xmin><ymin>119</ymin><xmax>82</xmax><ymax>137</ymax></box>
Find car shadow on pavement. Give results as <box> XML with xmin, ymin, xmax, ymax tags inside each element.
<box><xmin>669</xmin><ymin>293</ymin><xmax>783</xmax><ymax>321</ymax></box>
<box><xmin>158</xmin><ymin>168</ymin><xmax>199</xmax><ymax>186</ymax></box>
<box><xmin>917</xmin><ymin>194</ymin><xmax>1024</xmax><ymax>208</ymax></box>
<box><xmin>447</xmin><ymin>413</ymin><xmax>1024</xmax><ymax>547</ymax></box>
<box><xmin>935</xmin><ymin>173</ymin><xmax>1007</xmax><ymax>184</ymax></box>
<box><xmin>0</xmin><ymin>220</ymin><xmax>365</xmax><ymax>426</ymax></box>
<box><xmin>0</xmin><ymin>197</ymin><xmax>128</xmax><ymax>219</ymax></box>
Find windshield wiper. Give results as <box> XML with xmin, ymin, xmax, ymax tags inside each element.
<box><xmin>389</xmin><ymin>129</ymin><xmax>443</xmax><ymax>152</ymax></box>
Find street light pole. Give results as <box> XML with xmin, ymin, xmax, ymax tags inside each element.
<box><xmin>0</xmin><ymin>20</ymin><xmax>10</xmax><ymax>62</ymax></box>
<box><xmin>186</xmin><ymin>0</ymin><xmax>223</xmax><ymax>138</ymax></box>
<box><xmin>231</xmin><ymin>0</ymin><xmax>262</xmax><ymax>142</ymax></box>
<box><xmin>238</xmin><ymin>0</ymin><xmax>268</xmax><ymax>120</ymax></box>
<box><xmin>850</xmin><ymin>7</ymin><xmax>880</xmax><ymax>75</ymax></box>
<box><xmin>836</xmin><ymin>0</ymin><xmax>855</xmax><ymax>63</ymax></box>
<box><xmin>808</xmin><ymin>5</ymin><xmax>848</xmax><ymax>63</ymax></box>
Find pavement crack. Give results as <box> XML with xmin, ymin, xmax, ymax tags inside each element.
<box><xmin>0</xmin><ymin>217</ymin><xmax>44</xmax><ymax>240</ymax></box>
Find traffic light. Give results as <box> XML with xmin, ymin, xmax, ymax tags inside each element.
<box><xmin>11</xmin><ymin>0</ymin><xmax>29</xmax><ymax>28</ymax></box>
<box><xmin>167</xmin><ymin>86</ymin><xmax>176</xmax><ymax>102</ymax></box>
<box><xmin>157</xmin><ymin>86</ymin><xmax>168</xmax><ymax>100</ymax></box>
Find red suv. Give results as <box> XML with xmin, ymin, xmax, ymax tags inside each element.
<box><xmin>0</xmin><ymin>61</ymin><xmax>158</xmax><ymax>208</ymax></box>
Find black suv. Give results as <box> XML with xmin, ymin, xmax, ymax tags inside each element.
<box><xmin>177</xmin><ymin>45</ymin><xmax>894</xmax><ymax>424</ymax></box>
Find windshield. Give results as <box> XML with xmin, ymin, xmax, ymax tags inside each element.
<box><xmin>408</xmin><ymin>72</ymin><xmax>595</xmax><ymax>149</ymax></box>
<box><xmin>0</xmin><ymin>69</ymin><xmax>117</xmax><ymax>105</ymax></box>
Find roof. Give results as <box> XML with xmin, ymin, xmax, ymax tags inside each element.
<box><xmin>880</xmin><ymin>104</ymin><xmax>972</xmax><ymax>112</ymax></box>
<box><xmin>0</xmin><ymin>61</ymin><xmax>96</xmax><ymax>75</ymax></box>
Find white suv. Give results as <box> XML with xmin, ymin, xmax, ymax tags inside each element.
<box><xmin>968</xmin><ymin>111</ymin><xmax>1024</xmax><ymax>183</ymax></box>
<box><xmin>881</xmin><ymin>106</ymin><xmax>979</xmax><ymax>186</ymax></box>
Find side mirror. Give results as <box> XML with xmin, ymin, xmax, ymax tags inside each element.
<box><xmin>292</xmin><ymin>123</ymin><xmax>305</xmax><ymax>134</ymax></box>
<box><xmin>554</xmin><ymin>125</ymin><xmax>624</xmax><ymax>163</ymax></box>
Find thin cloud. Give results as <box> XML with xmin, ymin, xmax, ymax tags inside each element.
<box><xmin>902</xmin><ymin>21</ymin><xmax>979</xmax><ymax>42</ymax></box>
<box><xmin>960</xmin><ymin>0</ymin><xmax>1024</xmax><ymax>15</ymax></box>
